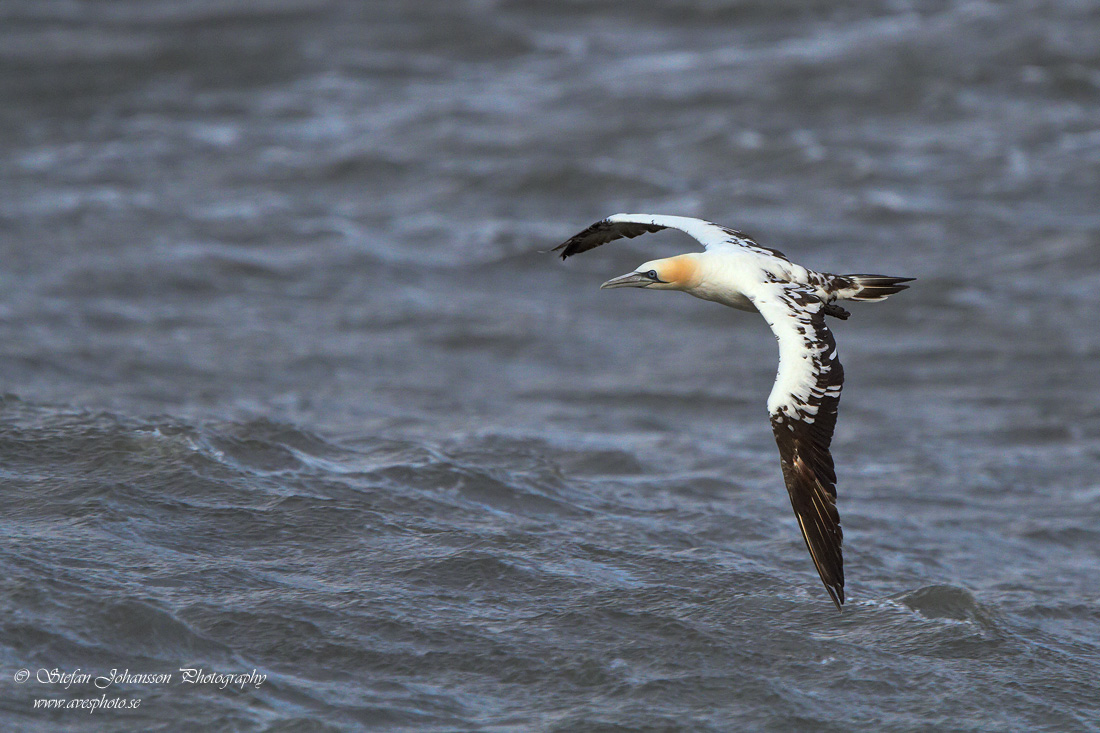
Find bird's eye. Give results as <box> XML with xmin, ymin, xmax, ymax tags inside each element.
<box><xmin>646</xmin><ymin>270</ymin><xmax>659</xmax><ymax>280</ymax></box>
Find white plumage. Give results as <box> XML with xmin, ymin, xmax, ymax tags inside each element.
<box><xmin>553</xmin><ymin>213</ymin><xmax>913</xmax><ymax>609</ymax></box>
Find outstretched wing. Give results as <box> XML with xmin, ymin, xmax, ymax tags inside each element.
<box><xmin>749</xmin><ymin>281</ymin><xmax>846</xmax><ymax>609</ymax></box>
<box><xmin>552</xmin><ymin>213</ymin><xmax>788</xmax><ymax>260</ymax></box>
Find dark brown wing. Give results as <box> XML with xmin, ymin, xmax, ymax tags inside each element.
<box><xmin>752</xmin><ymin>284</ymin><xmax>845</xmax><ymax>609</ymax></box>
<box><xmin>551</xmin><ymin>219</ymin><xmax>668</xmax><ymax>259</ymax></box>
<box><xmin>771</xmin><ymin>408</ymin><xmax>845</xmax><ymax>609</ymax></box>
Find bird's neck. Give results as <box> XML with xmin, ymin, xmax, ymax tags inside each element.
<box><xmin>680</xmin><ymin>253</ymin><xmax>758</xmax><ymax>312</ymax></box>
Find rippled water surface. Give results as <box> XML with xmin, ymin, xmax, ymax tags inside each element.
<box><xmin>2</xmin><ymin>1</ymin><xmax>1099</xmax><ymax>730</ymax></box>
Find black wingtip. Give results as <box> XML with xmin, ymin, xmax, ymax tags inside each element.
<box><xmin>539</xmin><ymin>244</ymin><xmax>569</xmax><ymax>258</ymax></box>
<box><xmin>826</xmin><ymin>585</ymin><xmax>845</xmax><ymax>612</ymax></box>
<box><xmin>550</xmin><ymin>218</ymin><xmax>668</xmax><ymax>260</ymax></box>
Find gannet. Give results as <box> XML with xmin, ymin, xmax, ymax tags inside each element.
<box><xmin>552</xmin><ymin>214</ymin><xmax>913</xmax><ymax>609</ymax></box>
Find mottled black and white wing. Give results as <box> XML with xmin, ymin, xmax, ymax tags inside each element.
<box><xmin>552</xmin><ymin>214</ymin><xmax>788</xmax><ymax>260</ymax></box>
<box><xmin>749</xmin><ymin>282</ymin><xmax>846</xmax><ymax>609</ymax></box>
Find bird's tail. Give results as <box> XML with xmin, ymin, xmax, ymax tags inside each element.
<box><xmin>831</xmin><ymin>274</ymin><xmax>914</xmax><ymax>302</ymax></box>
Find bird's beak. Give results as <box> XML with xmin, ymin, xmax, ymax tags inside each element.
<box><xmin>600</xmin><ymin>272</ymin><xmax>652</xmax><ymax>289</ymax></box>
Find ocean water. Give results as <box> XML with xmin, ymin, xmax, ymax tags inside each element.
<box><xmin>1</xmin><ymin>0</ymin><xmax>1099</xmax><ymax>730</ymax></box>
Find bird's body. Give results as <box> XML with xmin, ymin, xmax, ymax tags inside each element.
<box><xmin>553</xmin><ymin>213</ymin><xmax>913</xmax><ymax>609</ymax></box>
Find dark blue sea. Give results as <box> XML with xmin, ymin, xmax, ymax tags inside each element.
<box><xmin>2</xmin><ymin>1</ymin><xmax>1099</xmax><ymax>730</ymax></box>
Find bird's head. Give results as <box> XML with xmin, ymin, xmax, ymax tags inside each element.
<box><xmin>600</xmin><ymin>254</ymin><xmax>702</xmax><ymax>292</ymax></box>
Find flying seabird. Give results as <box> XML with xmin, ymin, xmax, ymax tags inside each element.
<box><xmin>552</xmin><ymin>214</ymin><xmax>913</xmax><ymax>609</ymax></box>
